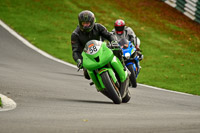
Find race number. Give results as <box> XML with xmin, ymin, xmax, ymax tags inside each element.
<box><xmin>87</xmin><ymin>44</ymin><xmax>100</xmax><ymax>55</ymax></box>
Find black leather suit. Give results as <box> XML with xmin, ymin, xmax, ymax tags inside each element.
<box><xmin>71</xmin><ymin>23</ymin><xmax>115</xmax><ymax>62</ymax></box>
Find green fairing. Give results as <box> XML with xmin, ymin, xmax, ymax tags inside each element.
<box><xmin>82</xmin><ymin>42</ymin><xmax>114</xmax><ymax>71</ymax></box>
<box><xmin>82</xmin><ymin>41</ymin><xmax>127</xmax><ymax>91</ymax></box>
<box><xmin>110</xmin><ymin>56</ymin><xmax>128</xmax><ymax>82</ymax></box>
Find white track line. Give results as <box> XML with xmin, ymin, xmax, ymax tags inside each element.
<box><xmin>0</xmin><ymin>20</ymin><xmax>76</xmax><ymax>69</ymax></box>
<box><xmin>0</xmin><ymin>94</ymin><xmax>16</xmax><ymax>111</ymax></box>
<box><xmin>138</xmin><ymin>84</ymin><xmax>193</xmax><ymax>96</ymax></box>
<box><xmin>0</xmin><ymin>19</ymin><xmax>194</xmax><ymax>96</ymax></box>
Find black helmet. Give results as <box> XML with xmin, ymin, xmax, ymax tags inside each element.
<box><xmin>78</xmin><ymin>10</ymin><xmax>95</xmax><ymax>32</ymax></box>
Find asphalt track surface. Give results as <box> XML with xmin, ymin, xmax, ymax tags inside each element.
<box><xmin>0</xmin><ymin>24</ymin><xmax>200</xmax><ymax>133</ymax></box>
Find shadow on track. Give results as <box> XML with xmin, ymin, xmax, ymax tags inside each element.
<box><xmin>56</xmin><ymin>98</ymin><xmax>113</xmax><ymax>105</ymax></box>
<box><xmin>55</xmin><ymin>72</ymin><xmax>84</xmax><ymax>77</ymax></box>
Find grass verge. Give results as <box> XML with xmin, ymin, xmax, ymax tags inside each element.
<box><xmin>0</xmin><ymin>97</ymin><xmax>2</xmax><ymax>108</ymax></box>
<box><xmin>0</xmin><ymin>0</ymin><xmax>199</xmax><ymax>95</ymax></box>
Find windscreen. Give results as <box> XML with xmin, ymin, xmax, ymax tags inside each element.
<box><xmin>118</xmin><ymin>38</ymin><xmax>129</xmax><ymax>49</ymax></box>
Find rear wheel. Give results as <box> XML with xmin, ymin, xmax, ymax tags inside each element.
<box><xmin>101</xmin><ymin>71</ymin><xmax>122</xmax><ymax>104</ymax></box>
<box><xmin>127</xmin><ymin>64</ymin><xmax>137</xmax><ymax>88</ymax></box>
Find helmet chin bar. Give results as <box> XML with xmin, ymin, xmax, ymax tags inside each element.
<box><xmin>82</xmin><ymin>24</ymin><xmax>94</xmax><ymax>32</ymax></box>
<box><xmin>116</xmin><ymin>31</ymin><xmax>124</xmax><ymax>35</ymax></box>
<box><xmin>82</xmin><ymin>22</ymin><xmax>91</xmax><ymax>27</ymax></box>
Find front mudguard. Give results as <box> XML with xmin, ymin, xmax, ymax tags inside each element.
<box><xmin>126</xmin><ymin>62</ymin><xmax>137</xmax><ymax>72</ymax></box>
<box><xmin>87</xmin><ymin>68</ymin><xmax>117</xmax><ymax>92</ymax></box>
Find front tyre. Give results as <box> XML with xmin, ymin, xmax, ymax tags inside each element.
<box><xmin>127</xmin><ymin>64</ymin><xmax>137</xmax><ymax>88</ymax></box>
<box><xmin>122</xmin><ymin>90</ymin><xmax>131</xmax><ymax>103</ymax></box>
<box><xmin>101</xmin><ymin>71</ymin><xmax>122</xmax><ymax>104</ymax></box>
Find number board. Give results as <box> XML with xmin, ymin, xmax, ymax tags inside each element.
<box><xmin>86</xmin><ymin>43</ymin><xmax>101</xmax><ymax>55</ymax></box>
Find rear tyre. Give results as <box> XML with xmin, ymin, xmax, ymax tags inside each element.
<box><xmin>127</xmin><ymin>64</ymin><xmax>137</xmax><ymax>88</ymax></box>
<box><xmin>101</xmin><ymin>71</ymin><xmax>122</xmax><ymax>104</ymax></box>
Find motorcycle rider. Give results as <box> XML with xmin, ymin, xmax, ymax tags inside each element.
<box><xmin>71</xmin><ymin>10</ymin><xmax>123</xmax><ymax>79</ymax></box>
<box><xmin>111</xmin><ymin>19</ymin><xmax>143</xmax><ymax>71</ymax></box>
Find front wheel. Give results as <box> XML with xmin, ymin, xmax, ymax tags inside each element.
<box><xmin>122</xmin><ymin>90</ymin><xmax>131</xmax><ymax>103</ymax></box>
<box><xmin>127</xmin><ymin>64</ymin><xmax>137</xmax><ymax>88</ymax></box>
<box><xmin>101</xmin><ymin>71</ymin><xmax>122</xmax><ymax>104</ymax></box>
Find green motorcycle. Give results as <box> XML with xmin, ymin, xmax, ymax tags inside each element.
<box><xmin>82</xmin><ymin>40</ymin><xmax>131</xmax><ymax>104</ymax></box>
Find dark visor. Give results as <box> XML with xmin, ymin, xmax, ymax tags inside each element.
<box><xmin>115</xmin><ymin>26</ymin><xmax>124</xmax><ymax>31</ymax></box>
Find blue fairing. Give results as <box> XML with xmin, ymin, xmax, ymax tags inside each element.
<box><xmin>121</xmin><ymin>41</ymin><xmax>135</xmax><ymax>57</ymax></box>
<box><xmin>121</xmin><ymin>41</ymin><xmax>140</xmax><ymax>78</ymax></box>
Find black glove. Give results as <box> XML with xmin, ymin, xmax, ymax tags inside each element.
<box><xmin>76</xmin><ymin>59</ymin><xmax>83</xmax><ymax>69</ymax></box>
<box><xmin>111</xmin><ymin>41</ymin><xmax>120</xmax><ymax>49</ymax></box>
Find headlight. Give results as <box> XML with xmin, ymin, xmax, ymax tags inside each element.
<box><xmin>125</xmin><ymin>53</ymin><xmax>130</xmax><ymax>59</ymax></box>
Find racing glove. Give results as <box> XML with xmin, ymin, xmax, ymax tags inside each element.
<box><xmin>111</xmin><ymin>41</ymin><xmax>120</xmax><ymax>49</ymax></box>
<box><xmin>135</xmin><ymin>45</ymin><xmax>141</xmax><ymax>51</ymax></box>
<box><xmin>76</xmin><ymin>59</ymin><xmax>83</xmax><ymax>69</ymax></box>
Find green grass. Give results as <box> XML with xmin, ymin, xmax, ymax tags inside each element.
<box><xmin>0</xmin><ymin>97</ymin><xmax>2</xmax><ymax>108</ymax></box>
<box><xmin>0</xmin><ymin>0</ymin><xmax>199</xmax><ymax>95</ymax></box>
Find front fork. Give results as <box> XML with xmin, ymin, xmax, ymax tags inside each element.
<box><xmin>126</xmin><ymin>57</ymin><xmax>140</xmax><ymax>77</ymax></box>
<box><xmin>134</xmin><ymin>57</ymin><xmax>140</xmax><ymax>77</ymax></box>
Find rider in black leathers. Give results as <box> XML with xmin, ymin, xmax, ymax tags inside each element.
<box><xmin>71</xmin><ymin>10</ymin><xmax>121</xmax><ymax>79</ymax></box>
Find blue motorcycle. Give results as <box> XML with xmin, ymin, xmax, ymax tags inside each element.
<box><xmin>118</xmin><ymin>38</ymin><xmax>141</xmax><ymax>88</ymax></box>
